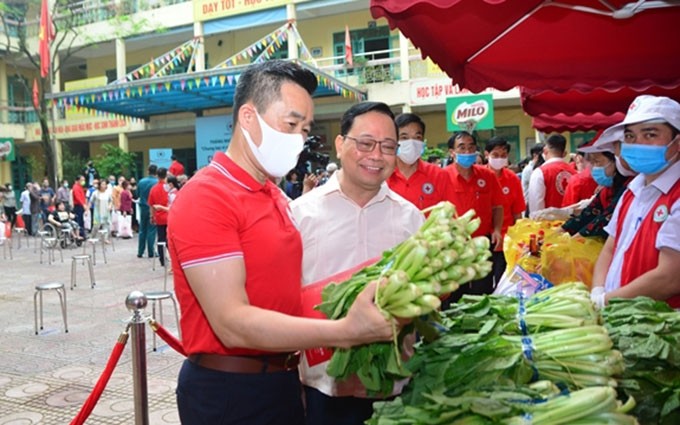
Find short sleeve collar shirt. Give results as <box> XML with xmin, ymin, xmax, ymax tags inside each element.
<box><xmin>168</xmin><ymin>152</ymin><xmax>303</xmax><ymax>355</ymax></box>
<box><xmin>387</xmin><ymin>160</ymin><xmax>448</xmax><ymax>210</ymax></box>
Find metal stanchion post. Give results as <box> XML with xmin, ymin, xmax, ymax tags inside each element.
<box><xmin>126</xmin><ymin>291</ymin><xmax>150</xmax><ymax>425</ymax></box>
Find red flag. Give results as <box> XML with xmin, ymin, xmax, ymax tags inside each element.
<box><xmin>39</xmin><ymin>0</ymin><xmax>54</xmax><ymax>78</ymax></box>
<box><xmin>344</xmin><ymin>25</ymin><xmax>353</xmax><ymax>67</ymax></box>
<box><xmin>32</xmin><ymin>78</ymin><xmax>40</xmax><ymax>110</ymax></box>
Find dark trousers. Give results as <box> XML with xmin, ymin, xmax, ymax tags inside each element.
<box><xmin>304</xmin><ymin>386</ymin><xmax>378</xmax><ymax>425</ymax></box>
<box><xmin>157</xmin><ymin>224</ymin><xmax>167</xmax><ymax>266</ymax></box>
<box><xmin>176</xmin><ymin>359</ymin><xmax>304</xmax><ymax>425</ymax></box>
<box><xmin>4</xmin><ymin>206</ymin><xmax>16</xmax><ymax>227</ymax></box>
<box><xmin>137</xmin><ymin>206</ymin><xmax>156</xmax><ymax>257</ymax></box>
<box><xmin>73</xmin><ymin>204</ymin><xmax>85</xmax><ymax>238</ymax></box>
<box><xmin>22</xmin><ymin>214</ymin><xmax>32</xmax><ymax>236</ymax></box>
<box><xmin>492</xmin><ymin>250</ymin><xmax>507</xmax><ymax>287</ymax></box>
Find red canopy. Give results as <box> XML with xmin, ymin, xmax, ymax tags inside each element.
<box><xmin>531</xmin><ymin>112</ymin><xmax>625</xmax><ymax>133</ymax></box>
<box><xmin>370</xmin><ymin>0</ymin><xmax>680</xmax><ymax>93</ymax></box>
<box><xmin>522</xmin><ymin>85</ymin><xmax>680</xmax><ymax>132</ymax></box>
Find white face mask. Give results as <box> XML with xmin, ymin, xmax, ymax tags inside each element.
<box><xmin>488</xmin><ymin>157</ymin><xmax>508</xmax><ymax>170</ymax></box>
<box><xmin>615</xmin><ymin>155</ymin><xmax>637</xmax><ymax>177</ymax></box>
<box><xmin>396</xmin><ymin>139</ymin><xmax>425</xmax><ymax>165</ymax></box>
<box><xmin>242</xmin><ymin>111</ymin><xmax>305</xmax><ymax>178</ymax></box>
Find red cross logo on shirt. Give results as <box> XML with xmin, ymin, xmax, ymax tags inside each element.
<box><xmin>653</xmin><ymin>205</ymin><xmax>669</xmax><ymax>223</ymax></box>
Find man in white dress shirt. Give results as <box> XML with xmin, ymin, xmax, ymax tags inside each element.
<box><xmin>291</xmin><ymin>101</ymin><xmax>424</xmax><ymax>425</ymax></box>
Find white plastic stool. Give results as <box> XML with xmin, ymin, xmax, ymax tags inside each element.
<box><xmin>71</xmin><ymin>254</ymin><xmax>96</xmax><ymax>290</ymax></box>
<box><xmin>34</xmin><ymin>282</ymin><xmax>68</xmax><ymax>334</ymax></box>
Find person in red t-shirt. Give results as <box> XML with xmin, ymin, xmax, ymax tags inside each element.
<box><xmin>387</xmin><ymin>113</ymin><xmax>448</xmax><ymax>211</ymax></box>
<box><xmin>443</xmin><ymin>131</ymin><xmax>503</xmax><ymax>303</ymax></box>
<box><xmin>168</xmin><ymin>155</ymin><xmax>185</xmax><ymax>177</ymax></box>
<box><xmin>168</xmin><ymin>60</ymin><xmax>396</xmax><ymax>425</ymax></box>
<box><xmin>71</xmin><ymin>175</ymin><xmax>87</xmax><ymax>239</ymax></box>
<box><xmin>148</xmin><ymin>167</ymin><xmax>169</xmax><ymax>267</ymax></box>
<box><xmin>484</xmin><ymin>136</ymin><xmax>525</xmax><ymax>284</ymax></box>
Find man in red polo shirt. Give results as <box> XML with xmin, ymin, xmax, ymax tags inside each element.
<box><xmin>528</xmin><ymin>134</ymin><xmax>576</xmax><ymax>214</ymax></box>
<box><xmin>443</xmin><ymin>131</ymin><xmax>503</xmax><ymax>303</ymax></box>
<box><xmin>484</xmin><ymin>136</ymin><xmax>525</xmax><ymax>284</ymax></box>
<box><xmin>168</xmin><ymin>154</ymin><xmax>185</xmax><ymax>177</ymax></box>
<box><xmin>167</xmin><ymin>60</ymin><xmax>395</xmax><ymax>425</ymax></box>
<box><xmin>147</xmin><ymin>167</ymin><xmax>169</xmax><ymax>267</ymax></box>
<box><xmin>387</xmin><ymin>113</ymin><xmax>448</xmax><ymax>211</ymax></box>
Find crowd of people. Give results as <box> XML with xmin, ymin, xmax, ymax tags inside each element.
<box><xmin>2</xmin><ymin>60</ymin><xmax>677</xmax><ymax>425</ymax></box>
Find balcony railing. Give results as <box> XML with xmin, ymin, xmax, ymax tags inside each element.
<box><xmin>0</xmin><ymin>101</ymin><xmax>39</xmax><ymax>125</ymax></box>
<box><xmin>4</xmin><ymin>0</ymin><xmax>191</xmax><ymax>38</ymax></box>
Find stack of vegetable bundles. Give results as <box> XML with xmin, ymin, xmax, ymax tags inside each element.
<box><xmin>316</xmin><ymin>201</ymin><xmax>493</xmax><ymax>395</ymax></box>
<box><xmin>367</xmin><ymin>283</ymin><xmax>639</xmax><ymax>424</ymax></box>
<box><xmin>603</xmin><ymin>297</ymin><xmax>680</xmax><ymax>424</ymax></box>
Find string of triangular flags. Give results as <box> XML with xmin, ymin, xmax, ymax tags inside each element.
<box><xmin>52</xmin><ymin>72</ymin><xmax>243</xmax><ymax>114</ymax></box>
<box><xmin>114</xmin><ymin>38</ymin><xmax>202</xmax><ymax>83</ymax></box>
<box><xmin>289</xmin><ymin>25</ymin><xmax>318</xmax><ymax>67</ymax></box>
<box><xmin>215</xmin><ymin>22</ymin><xmax>290</xmax><ymax>68</ymax></box>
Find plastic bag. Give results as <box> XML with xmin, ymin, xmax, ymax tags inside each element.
<box><xmin>541</xmin><ymin>234</ymin><xmax>604</xmax><ymax>288</ymax></box>
<box><xmin>503</xmin><ymin>218</ymin><xmax>564</xmax><ymax>273</ymax></box>
<box><xmin>503</xmin><ymin>218</ymin><xmax>604</xmax><ymax>288</ymax></box>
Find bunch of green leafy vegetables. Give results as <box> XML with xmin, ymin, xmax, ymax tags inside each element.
<box><xmin>603</xmin><ymin>297</ymin><xmax>680</xmax><ymax>425</ymax></box>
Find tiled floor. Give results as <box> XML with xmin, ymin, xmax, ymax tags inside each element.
<box><xmin>0</xmin><ymin>233</ymin><xmax>183</xmax><ymax>424</ymax></box>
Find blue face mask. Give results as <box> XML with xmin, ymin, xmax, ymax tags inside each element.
<box><xmin>591</xmin><ymin>166</ymin><xmax>613</xmax><ymax>187</ymax></box>
<box><xmin>456</xmin><ymin>153</ymin><xmax>477</xmax><ymax>169</ymax></box>
<box><xmin>620</xmin><ymin>139</ymin><xmax>676</xmax><ymax>175</ymax></box>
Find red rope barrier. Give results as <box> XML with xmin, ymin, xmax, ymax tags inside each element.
<box><xmin>149</xmin><ymin>319</ymin><xmax>186</xmax><ymax>356</ymax></box>
<box><xmin>70</xmin><ymin>331</ymin><xmax>128</xmax><ymax>425</ymax></box>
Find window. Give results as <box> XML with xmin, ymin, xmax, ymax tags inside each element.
<box><xmin>332</xmin><ymin>26</ymin><xmax>392</xmax><ymax>80</ymax></box>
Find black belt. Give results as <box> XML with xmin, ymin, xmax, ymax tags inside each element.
<box><xmin>187</xmin><ymin>352</ymin><xmax>300</xmax><ymax>373</ymax></box>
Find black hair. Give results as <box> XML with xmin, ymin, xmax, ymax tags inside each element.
<box><xmin>545</xmin><ymin>134</ymin><xmax>567</xmax><ymax>154</ymax></box>
<box><xmin>485</xmin><ymin>136</ymin><xmax>510</xmax><ymax>153</ymax></box>
<box><xmin>166</xmin><ymin>175</ymin><xmax>180</xmax><ymax>190</ymax></box>
<box><xmin>395</xmin><ymin>113</ymin><xmax>426</xmax><ymax>135</ymax></box>
<box><xmin>157</xmin><ymin>167</ymin><xmax>168</xmax><ymax>180</ymax></box>
<box><xmin>148</xmin><ymin>164</ymin><xmax>158</xmax><ymax>175</ymax></box>
<box><xmin>339</xmin><ymin>102</ymin><xmax>396</xmax><ymax>136</ymax></box>
<box><xmin>447</xmin><ymin>131</ymin><xmax>477</xmax><ymax>150</ymax></box>
<box><xmin>232</xmin><ymin>60</ymin><xmax>318</xmax><ymax>125</ymax></box>
<box><xmin>530</xmin><ymin>143</ymin><xmax>545</xmax><ymax>157</ymax></box>
<box><xmin>171</xmin><ymin>155</ymin><xmax>177</xmax><ymax>161</ymax></box>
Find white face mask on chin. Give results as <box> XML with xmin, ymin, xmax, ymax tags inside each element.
<box><xmin>241</xmin><ymin>111</ymin><xmax>305</xmax><ymax>178</ymax></box>
<box><xmin>397</xmin><ymin>139</ymin><xmax>425</xmax><ymax>165</ymax></box>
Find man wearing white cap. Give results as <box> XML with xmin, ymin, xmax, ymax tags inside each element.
<box><xmin>591</xmin><ymin>95</ymin><xmax>680</xmax><ymax>309</ymax></box>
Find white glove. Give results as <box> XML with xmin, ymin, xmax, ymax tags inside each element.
<box><xmin>591</xmin><ymin>286</ymin><xmax>606</xmax><ymax>310</ymax></box>
<box><xmin>530</xmin><ymin>207</ymin><xmax>573</xmax><ymax>221</ymax></box>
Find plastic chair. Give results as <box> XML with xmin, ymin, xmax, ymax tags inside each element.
<box><xmin>70</xmin><ymin>254</ymin><xmax>96</xmax><ymax>290</ymax></box>
<box><xmin>34</xmin><ymin>282</ymin><xmax>68</xmax><ymax>334</ymax></box>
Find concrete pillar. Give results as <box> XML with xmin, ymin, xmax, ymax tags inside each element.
<box><xmin>118</xmin><ymin>133</ymin><xmax>129</xmax><ymax>152</ymax></box>
<box><xmin>115</xmin><ymin>38</ymin><xmax>129</xmax><ymax>153</ymax></box>
<box><xmin>286</xmin><ymin>4</ymin><xmax>298</xmax><ymax>60</ymax></box>
<box><xmin>399</xmin><ymin>31</ymin><xmax>410</xmax><ymax>81</ymax></box>
<box><xmin>193</xmin><ymin>21</ymin><xmax>205</xmax><ymax>71</ymax></box>
<box><xmin>0</xmin><ymin>61</ymin><xmax>7</xmax><ymax>123</ymax></box>
<box><xmin>116</xmin><ymin>38</ymin><xmax>127</xmax><ymax>81</ymax></box>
